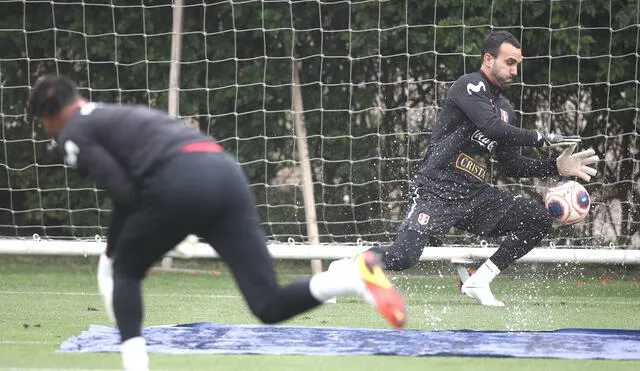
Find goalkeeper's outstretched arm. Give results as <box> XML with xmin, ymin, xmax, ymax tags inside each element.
<box><xmin>446</xmin><ymin>75</ymin><xmax>584</xmax><ymax>149</ymax></box>
<box><xmin>494</xmin><ymin>146</ymin><xmax>559</xmax><ymax>178</ymax></box>
<box><xmin>495</xmin><ymin>145</ymin><xmax>599</xmax><ymax>181</ymax></box>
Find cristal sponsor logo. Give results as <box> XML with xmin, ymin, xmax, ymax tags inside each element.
<box><xmin>455</xmin><ymin>152</ymin><xmax>487</xmax><ymax>181</ymax></box>
<box><xmin>471</xmin><ymin>130</ymin><xmax>497</xmax><ymax>151</ymax></box>
<box><xmin>466</xmin><ymin>81</ymin><xmax>486</xmax><ymax>95</ymax></box>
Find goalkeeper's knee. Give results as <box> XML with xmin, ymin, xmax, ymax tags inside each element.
<box><xmin>97</xmin><ymin>253</ymin><xmax>115</xmax><ymax>323</ymax></box>
<box><xmin>373</xmin><ymin>229</ymin><xmax>438</xmax><ymax>271</ymax></box>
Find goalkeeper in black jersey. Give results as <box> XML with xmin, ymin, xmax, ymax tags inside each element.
<box><xmin>331</xmin><ymin>31</ymin><xmax>599</xmax><ymax>307</ymax></box>
<box><xmin>27</xmin><ymin>75</ymin><xmax>406</xmax><ymax>371</ymax></box>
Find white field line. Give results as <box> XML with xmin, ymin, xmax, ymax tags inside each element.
<box><xmin>0</xmin><ymin>341</ymin><xmax>59</xmax><ymax>345</ymax></box>
<box><xmin>1</xmin><ymin>290</ymin><xmax>638</xmax><ymax>306</ymax></box>
<box><xmin>0</xmin><ymin>291</ymin><xmax>240</xmax><ymax>299</ymax></box>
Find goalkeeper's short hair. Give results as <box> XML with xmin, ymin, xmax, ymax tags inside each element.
<box><xmin>481</xmin><ymin>31</ymin><xmax>521</xmax><ymax>58</ymax></box>
<box><xmin>27</xmin><ymin>75</ymin><xmax>79</xmax><ymax>121</ymax></box>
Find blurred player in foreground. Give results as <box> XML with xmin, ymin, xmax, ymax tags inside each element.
<box><xmin>330</xmin><ymin>31</ymin><xmax>599</xmax><ymax>307</ymax></box>
<box><xmin>27</xmin><ymin>75</ymin><xmax>406</xmax><ymax>371</ymax></box>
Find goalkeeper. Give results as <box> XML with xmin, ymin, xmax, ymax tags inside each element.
<box><xmin>332</xmin><ymin>31</ymin><xmax>599</xmax><ymax>307</ymax></box>
<box><xmin>27</xmin><ymin>75</ymin><xmax>406</xmax><ymax>371</ymax></box>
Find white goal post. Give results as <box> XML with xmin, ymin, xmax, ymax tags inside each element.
<box><xmin>1</xmin><ymin>237</ymin><xmax>638</xmax><ymax>265</ymax></box>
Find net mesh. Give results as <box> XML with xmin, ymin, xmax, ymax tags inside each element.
<box><xmin>0</xmin><ymin>0</ymin><xmax>638</xmax><ymax>248</ymax></box>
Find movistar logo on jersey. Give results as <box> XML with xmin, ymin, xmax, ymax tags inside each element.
<box><xmin>471</xmin><ymin>130</ymin><xmax>497</xmax><ymax>151</ymax></box>
<box><xmin>466</xmin><ymin>81</ymin><xmax>486</xmax><ymax>95</ymax></box>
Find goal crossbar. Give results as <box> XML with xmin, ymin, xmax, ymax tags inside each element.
<box><xmin>0</xmin><ymin>239</ymin><xmax>638</xmax><ymax>265</ymax></box>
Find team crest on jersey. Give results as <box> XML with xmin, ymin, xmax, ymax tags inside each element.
<box><xmin>417</xmin><ymin>213</ymin><xmax>430</xmax><ymax>225</ymax></box>
<box><xmin>500</xmin><ymin>108</ymin><xmax>509</xmax><ymax>123</ymax></box>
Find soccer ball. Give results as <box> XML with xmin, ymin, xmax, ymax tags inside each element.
<box><xmin>544</xmin><ymin>180</ymin><xmax>591</xmax><ymax>225</ymax></box>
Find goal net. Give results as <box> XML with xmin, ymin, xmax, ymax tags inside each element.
<box><xmin>0</xmin><ymin>1</ymin><xmax>638</xmax><ymax>255</ymax></box>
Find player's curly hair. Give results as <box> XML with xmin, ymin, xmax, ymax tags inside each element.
<box><xmin>26</xmin><ymin>75</ymin><xmax>79</xmax><ymax>122</ymax></box>
<box><xmin>481</xmin><ymin>31</ymin><xmax>521</xmax><ymax>58</ymax></box>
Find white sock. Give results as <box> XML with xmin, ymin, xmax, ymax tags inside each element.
<box><xmin>309</xmin><ymin>264</ymin><xmax>362</xmax><ymax>302</ymax></box>
<box><xmin>466</xmin><ymin>259</ymin><xmax>501</xmax><ymax>286</ymax></box>
<box><xmin>121</xmin><ymin>336</ymin><xmax>149</xmax><ymax>371</ymax></box>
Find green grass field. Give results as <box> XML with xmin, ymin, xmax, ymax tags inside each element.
<box><xmin>1</xmin><ymin>257</ymin><xmax>639</xmax><ymax>370</ymax></box>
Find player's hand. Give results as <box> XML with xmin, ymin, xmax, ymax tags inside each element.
<box><xmin>97</xmin><ymin>253</ymin><xmax>116</xmax><ymax>323</ymax></box>
<box><xmin>556</xmin><ymin>145</ymin><xmax>599</xmax><ymax>182</ymax></box>
<box><xmin>537</xmin><ymin>132</ymin><xmax>582</xmax><ymax>147</ymax></box>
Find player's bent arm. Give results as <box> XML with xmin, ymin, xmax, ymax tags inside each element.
<box><xmin>82</xmin><ymin>145</ymin><xmax>137</xmax><ymax>206</ymax></box>
<box><xmin>448</xmin><ymin>80</ymin><xmax>539</xmax><ymax>147</ymax></box>
<box><xmin>59</xmin><ymin>131</ymin><xmax>137</xmax><ymax>206</ymax></box>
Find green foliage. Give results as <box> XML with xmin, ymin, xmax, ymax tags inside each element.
<box><xmin>0</xmin><ymin>0</ymin><xmax>637</xmax><ymax>244</ymax></box>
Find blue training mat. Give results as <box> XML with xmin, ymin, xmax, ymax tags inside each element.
<box><xmin>58</xmin><ymin>322</ymin><xmax>640</xmax><ymax>360</ymax></box>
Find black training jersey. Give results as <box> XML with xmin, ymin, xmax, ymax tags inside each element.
<box><xmin>57</xmin><ymin>103</ymin><xmax>214</xmax><ymax>206</ymax></box>
<box><xmin>417</xmin><ymin>71</ymin><xmax>556</xmax><ymax>195</ymax></box>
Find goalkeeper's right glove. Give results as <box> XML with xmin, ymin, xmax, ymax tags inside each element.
<box><xmin>536</xmin><ymin>132</ymin><xmax>582</xmax><ymax>147</ymax></box>
<box><xmin>97</xmin><ymin>253</ymin><xmax>115</xmax><ymax>323</ymax></box>
<box><xmin>556</xmin><ymin>145</ymin><xmax>599</xmax><ymax>182</ymax></box>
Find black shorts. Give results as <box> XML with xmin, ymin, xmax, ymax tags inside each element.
<box><xmin>399</xmin><ymin>184</ymin><xmax>542</xmax><ymax>242</ymax></box>
<box><xmin>111</xmin><ymin>151</ymin><xmax>275</xmax><ymax>288</ymax></box>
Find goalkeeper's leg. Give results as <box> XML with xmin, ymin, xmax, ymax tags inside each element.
<box><xmin>112</xmin><ymin>270</ymin><xmax>147</xmax><ymax>371</ymax></box>
<box><xmin>331</xmin><ymin>186</ymin><xmax>451</xmax><ymax>273</ymax></box>
<box><xmin>323</xmin><ymin>228</ymin><xmax>433</xmax><ymax>305</ymax></box>
<box><xmin>110</xmin><ymin>209</ymin><xmax>187</xmax><ymax>371</ymax></box>
<box><xmin>204</xmin><ymin>220</ymin><xmax>406</xmax><ymax>328</ymax></box>
<box><xmin>459</xmin><ymin>189</ymin><xmax>552</xmax><ymax>306</ymax></box>
<box><xmin>201</xmin><ymin>159</ymin><xmax>406</xmax><ymax>328</ymax></box>
<box><xmin>367</xmin><ymin>228</ymin><xmax>442</xmax><ymax>271</ymax></box>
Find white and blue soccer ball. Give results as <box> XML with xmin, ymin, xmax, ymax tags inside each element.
<box><xmin>544</xmin><ymin>180</ymin><xmax>591</xmax><ymax>225</ymax></box>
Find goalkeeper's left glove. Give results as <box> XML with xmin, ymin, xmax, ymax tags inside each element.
<box><xmin>97</xmin><ymin>253</ymin><xmax>115</xmax><ymax>323</ymax></box>
<box><xmin>556</xmin><ymin>145</ymin><xmax>599</xmax><ymax>182</ymax></box>
<box><xmin>537</xmin><ymin>132</ymin><xmax>582</xmax><ymax>147</ymax></box>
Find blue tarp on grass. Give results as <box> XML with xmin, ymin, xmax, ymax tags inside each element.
<box><xmin>58</xmin><ymin>322</ymin><xmax>640</xmax><ymax>360</ymax></box>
